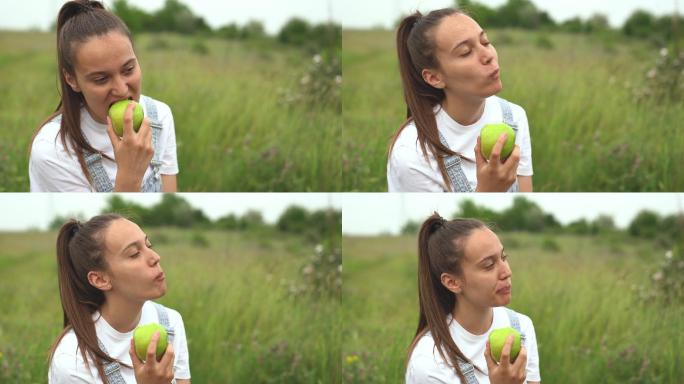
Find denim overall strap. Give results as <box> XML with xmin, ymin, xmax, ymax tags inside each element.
<box><xmin>154</xmin><ymin>302</ymin><xmax>177</xmax><ymax>384</ymax></box>
<box><xmin>456</xmin><ymin>357</ymin><xmax>480</xmax><ymax>384</ymax></box>
<box><xmin>504</xmin><ymin>307</ymin><xmax>527</xmax><ymax>345</ymax></box>
<box><xmin>438</xmin><ymin>131</ymin><xmax>473</xmax><ymax>192</ymax></box>
<box><xmin>85</xmin><ymin>152</ymin><xmax>114</xmax><ymax>192</ymax></box>
<box><xmin>498</xmin><ymin>98</ymin><xmax>520</xmax><ymax>193</ymax></box>
<box><xmin>97</xmin><ymin>339</ymin><xmax>127</xmax><ymax>384</ymax></box>
<box><xmin>140</xmin><ymin>96</ymin><xmax>163</xmax><ymax>192</ymax></box>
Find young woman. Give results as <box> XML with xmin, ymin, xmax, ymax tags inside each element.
<box><xmin>406</xmin><ymin>213</ymin><xmax>540</xmax><ymax>383</ymax></box>
<box><xmin>30</xmin><ymin>0</ymin><xmax>178</xmax><ymax>192</ymax></box>
<box><xmin>48</xmin><ymin>214</ymin><xmax>191</xmax><ymax>383</ymax></box>
<box><xmin>388</xmin><ymin>8</ymin><xmax>533</xmax><ymax>192</ymax></box>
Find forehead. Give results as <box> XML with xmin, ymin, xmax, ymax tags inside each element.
<box><xmin>72</xmin><ymin>31</ymin><xmax>135</xmax><ymax>73</ymax></box>
<box><xmin>461</xmin><ymin>227</ymin><xmax>502</xmax><ymax>263</ymax></box>
<box><xmin>103</xmin><ymin>218</ymin><xmax>144</xmax><ymax>253</ymax></box>
<box><xmin>432</xmin><ymin>13</ymin><xmax>482</xmax><ymax>49</ymax></box>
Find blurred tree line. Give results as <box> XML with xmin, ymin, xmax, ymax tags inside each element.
<box><xmin>111</xmin><ymin>0</ymin><xmax>340</xmax><ymax>53</ymax></box>
<box><xmin>48</xmin><ymin>194</ymin><xmax>341</xmax><ymax>244</ymax></box>
<box><xmin>400</xmin><ymin>197</ymin><xmax>684</xmax><ymax>247</ymax></box>
<box><xmin>453</xmin><ymin>0</ymin><xmax>683</xmax><ymax>46</ymax></box>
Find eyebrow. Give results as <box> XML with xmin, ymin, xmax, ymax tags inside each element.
<box><xmin>453</xmin><ymin>30</ymin><xmax>487</xmax><ymax>52</ymax></box>
<box><xmin>477</xmin><ymin>247</ymin><xmax>504</xmax><ymax>265</ymax></box>
<box><xmin>120</xmin><ymin>235</ymin><xmax>148</xmax><ymax>255</ymax></box>
<box><xmin>85</xmin><ymin>58</ymin><xmax>136</xmax><ymax>78</ymax></box>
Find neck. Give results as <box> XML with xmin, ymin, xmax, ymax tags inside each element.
<box><xmin>441</xmin><ymin>92</ymin><xmax>486</xmax><ymax>126</ymax></box>
<box><xmin>100</xmin><ymin>295</ymin><xmax>144</xmax><ymax>333</ymax></box>
<box><xmin>452</xmin><ymin>297</ymin><xmax>493</xmax><ymax>335</ymax></box>
<box><xmin>85</xmin><ymin>105</ymin><xmax>107</xmax><ymax>125</ymax></box>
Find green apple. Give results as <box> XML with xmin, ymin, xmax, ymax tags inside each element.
<box><xmin>488</xmin><ymin>327</ymin><xmax>521</xmax><ymax>363</ymax></box>
<box><xmin>108</xmin><ymin>99</ymin><xmax>144</xmax><ymax>137</ymax></box>
<box><xmin>133</xmin><ymin>323</ymin><xmax>168</xmax><ymax>361</ymax></box>
<box><xmin>480</xmin><ymin>123</ymin><xmax>516</xmax><ymax>161</ymax></box>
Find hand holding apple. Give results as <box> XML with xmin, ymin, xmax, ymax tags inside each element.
<box><xmin>488</xmin><ymin>327</ymin><xmax>522</xmax><ymax>363</ymax></box>
<box><xmin>473</xmin><ymin>135</ymin><xmax>520</xmax><ymax>192</ymax></box>
<box><xmin>133</xmin><ymin>323</ymin><xmax>168</xmax><ymax>361</ymax></box>
<box><xmin>108</xmin><ymin>99</ymin><xmax>144</xmax><ymax>137</ymax></box>
<box><xmin>480</xmin><ymin>123</ymin><xmax>516</xmax><ymax>161</ymax></box>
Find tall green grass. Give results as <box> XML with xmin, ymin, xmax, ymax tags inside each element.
<box><xmin>342</xmin><ymin>233</ymin><xmax>683</xmax><ymax>383</ymax></box>
<box><xmin>342</xmin><ymin>29</ymin><xmax>684</xmax><ymax>191</ymax></box>
<box><xmin>0</xmin><ymin>228</ymin><xmax>341</xmax><ymax>383</ymax></box>
<box><xmin>0</xmin><ymin>32</ymin><xmax>341</xmax><ymax>191</ymax></box>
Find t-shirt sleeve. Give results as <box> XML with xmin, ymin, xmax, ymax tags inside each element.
<box><xmin>388</xmin><ymin>141</ymin><xmax>445</xmax><ymax>192</ymax></box>
<box><xmin>48</xmin><ymin>351</ymin><xmax>96</xmax><ymax>383</ymax></box>
<box><xmin>170</xmin><ymin>309</ymin><xmax>191</xmax><ymax>380</ymax></box>
<box><xmin>406</xmin><ymin>352</ymin><xmax>459</xmax><ymax>384</ymax></box>
<box><xmin>522</xmin><ymin>315</ymin><xmax>541</xmax><ymax>382</ymax></box>
<box><xmin>29</xmin><ymin>133</ymin><xmax>92</xmax><ymax>192</ymax></box>
<box><xmin>513</xmin><ymin>106</ymin><xmax>533</xmax><ymax>177</ymax></box>
<box><xmin>159</xmin><ymin>103</ymin><xmax>179</xmax><ymax>175</ymax></box>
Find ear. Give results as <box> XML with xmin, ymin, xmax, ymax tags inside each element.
<box><xmin>440</xmin><ymin>272</ymin><xmax>463</xmax><ymax>294</ymax></box>
<box><xmin>87</xmin><ymin>270</ymin><xmax>112</xmax><ymax>291</ymax></box>
<box><xmin>63</xmin><ymin>69</ymin><xmax>81</xmax><ymax>93</ymax></box>
<box><xmin>421</xmin><ymin>68</ymin><xmax>445</xmax><ymax>89</ymax></box>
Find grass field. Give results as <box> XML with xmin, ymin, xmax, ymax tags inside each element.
<box><xmin>342</xmin><ymin>28</ymin><xmax>684</xmax><ymax>191</ymax></box>
<box><xmin>0</xmin><ymin>31</ymin><xmax>341</xmax><ymax>191</ymax></box>
<box><xmin>342</xmin><ymin>232</ymin><xmax>684</xmax><ymax>383</ymax></box>
<box><xmin>0</xmin><ymin>228</ymin><xmax>341</xmax><ymax>383</ymax></box>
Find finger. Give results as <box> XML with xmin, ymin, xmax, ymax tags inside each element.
<box><xmin>106</xmin><ymin>116</ymin><xmax>121</xmax><ymax>147</ymax></box>
<box><xmin>499</xmin><ymin>335</ymin><xmax>514</xmax><ymax>367</ymax></box>
<box><xmin>502</xmin><ymin>145</ymin><xmax>521</xmax><ymax>169</ymax></box>
<box><xmin>140</xmin><ymin>118</ymin><xmax>152</xmax><ymax>146</ymax></box>
<box><xmin>489</xmin><ymin>133</ymin><xmax>508</xmax><ymax>164</ymax></box>
<box><xmin>514</xmin><ymin>345</ymin><xmax>528</xmax><ymax>368</ymax></box>
<box><xmin>474</xmin><ymin>136</ymin><xmax>486</xmax><ymax>169</ymax></box>
<box><xmin>129</xmin><ymin>338</ymin><xmax>142</xmax><ymax>369</ymax></box>
<box><xmin>484</xmin><ymin>340</ymin><xmax>497</xmax><ymax>371</ymax></box>
<box><xmin>146</xmin><ymin>331</ymin><xmax>160</xmax><ymax>364</ymax></box>
<box><xmin>159</xmin><ymin>341</ymin><xmax>175</xmax><ymax>371</ymax></box>
<box><xmin>122</xmin><ymin>102</ymin><xmax>135</xmax><ymax>137</ymax></box>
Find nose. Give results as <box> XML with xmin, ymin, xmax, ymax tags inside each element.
<box><xmin>480</xmin><ymin>44</ymin><xmax>495</xmax><ymax>66</ymax></box>
<box><xmin>499</xmin><ymin>259</ymin><xmax>512</xmax><ymax>280</ymax></box>
<box><xmin>147</xmin><ymin>249</ymin><xmax>161</xmax><ymax>267</ymax></box>
<box><xmin>111</xmin><ymin>74</ymin><xmax>128</xmax><ymax>98</ymax></box>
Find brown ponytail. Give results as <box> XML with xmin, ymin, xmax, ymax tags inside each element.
<box><xmin>408</xmin><ymin>212</ymin><xmax>487</xmax><ymax>381</ymax></box>
<box><xmin>391</xmin><ymin>8</ymin><xmax>466</xmax><ymax>191</ymax></box>
<box><xmin>30</xmin><ymin>0</ymin><xmax>133</xmax><ymax>186</ymax></box>
<box><xmin>48</xmin><ymin>214</ymin><xmax>126</xmax><ymax>382</ymax></box>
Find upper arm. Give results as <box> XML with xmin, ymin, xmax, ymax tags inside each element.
<box><xmin>176</xmin><ymin>380</ymin><xmax>191</xmax><ymax>384</ymax></box>
<box><xmin>161</xmin><ymin>174</ymin><xmax>177</xmax><ymax>192</ymax></box>
<box><xmin>388</xmin><ymin>144</ymin><xmax>444</xmax><ymax>192</ymax></box>
<box><xmin>518</xmin><ymin>175</ymin><xmax>533</xmax><ymax>192</ymax></box>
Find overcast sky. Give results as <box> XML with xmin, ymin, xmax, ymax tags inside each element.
<box><xmin>0</xmin><ymin>193</ymin><xmax>341</xmax><ymax>231</ymax></box>
<box><xmin>343</xmin><ymin>193</ymin><xmax>684</xmax><ymax>235</ymax></box>
<box><xmin>0</xmin><ymin>1</ymin><xmax>676</xmax><ymax>33</ymax></box>
<box><xmin>339</xmin><ymin>0</ymin><xmax>679</xmax><ymax>29</ymax></box>
<box><xmin>0</xmin><ymin>0</ymin><xmax>338</xmax><ymax>34</ymax></box>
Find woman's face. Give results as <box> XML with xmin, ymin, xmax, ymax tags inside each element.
<box><xmin>101</xmin><ymin>218</ymin><xmax>166</xmax><ymax>303</ymax></box>
<box><xmin>64</xmin><ymin>31</ymin><xmax>142</xmax><ymax>124</ymax></box>
<box><xmin>428</xmin><ymin>13</ymin><xmax>502</xmax><ymax>98</ymax></box>
<box><xmin>458</xmin><ymin>227</ymin><xmax>512</xmax><ymax>308</ymax></box>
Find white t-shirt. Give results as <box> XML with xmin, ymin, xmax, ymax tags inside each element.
<box><xmin>48</xmin><ymin>301</ymin><xmax>191</xmax><ymax>383</ymax></box>
<box><xmin>387</xmin><ymin>96</ymin><xmax>533</xmax><ymax>192</ymax></box>
<box><xmin>406</xmin><ymin>306</ymin><xmax>541</xmax><ymax>384</ymax></box>
<box><xmin>29</xmin><ymin>95</ymin><xmax>178</xmax><ymax>192</ymax></box>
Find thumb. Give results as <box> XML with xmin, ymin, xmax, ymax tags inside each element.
<box><xmin>106</xmin><ymin>116</ymin><xmax>120</xmax><ymax>149</ymax></box>
<box><xmin>129</xmin><ymin>338</ymin><xmax>142</xmax><ymax>370</ymax></box>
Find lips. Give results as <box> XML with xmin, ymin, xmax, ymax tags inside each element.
<box><xmin>489</xmin><ymin>68</ymin><xmax>500</xmax><ymax>79</ymax></box>
<box><xmin>154</xmin><ymin>271</ymin><xmax>165</xmax><ymax>282</ymax></box>
<box><xmin>496</xmin><ymin>285</ymin><xmax>511</xmax><ymax>294</ymax></box>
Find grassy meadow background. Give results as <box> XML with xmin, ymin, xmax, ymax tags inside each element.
<box><xmin>342</xmin><ymin>28</ymin><xmax>684</xmax><ymax>191</ymax></box>
<box><xmin>342</xmin><ymin>232</ymin><xmax>684</xmax><ymax>383</ymax></box>
<box><xmin>0</xmin><ymin>227</ymin><xmax>341</xmax><ymax>383</ymax></box>
<box><xmin>0</xmin><ymin>31</ymin><xmax>340</xmax><ymax>191</ymax></box>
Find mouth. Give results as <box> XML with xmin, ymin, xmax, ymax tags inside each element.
<box><xmin>154</xmin><ymin>271</ymin><xmax>165</xmax><ymax>282</ymax></box>
<box><xmin>108</xmin><ymin>96</ymin><xmax>134</xmax><ymax>110</ymax></box>
<box><xmin>488</xmin><ymin>68</ymin><xmax>500</xmax><ymax>79</ymax></box>
<box><xmin>496</xmin><ymin>285</ymin><xmax>511</xmax><ymax>294</ymax></box>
